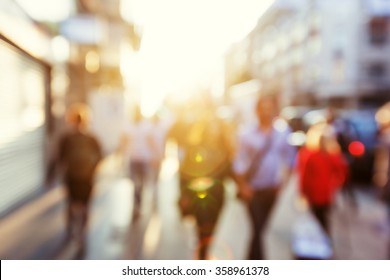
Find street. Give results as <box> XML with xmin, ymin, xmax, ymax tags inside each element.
<box><xmin>1</xmin><ymin>148</ymin><xmax>388</xmax><ymax>260</ymax></box>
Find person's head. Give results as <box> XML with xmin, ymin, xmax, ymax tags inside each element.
<box><xmin>66</xmin><ymin>102</ymin><xmax>91</xmax><ymax>130</ymax></box>
<box><xmin>325</xmin><ymin>106</ymin><xmax>337</xmax><ymax>124</ymax></box>
<box><xmin>376</xmin><ymin>102</ymin><xmax>390</xmax><ymax>133</ymax></box>
<box><xmin>255</xmin><ymin>94</ymin><xmax>278</xmax><ymax>128</ymax></box>
<box><xmin>305</xmin><ymin>122</ymin><xmax>340</xmax><ymax>153</ymax></box>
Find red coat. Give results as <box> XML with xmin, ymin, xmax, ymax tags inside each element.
<box><xmin>297</xmin><ymin>147</ymin><xmax>348</xmax><ymax>206</ymax></box>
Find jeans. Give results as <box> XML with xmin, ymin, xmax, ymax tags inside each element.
<box><xmin>129</xmin><ymin>161</ymin><xmax>150</xmax><ymax>213</ymax></box>
<box><xmin>247</xmin><ymin>187</ymin><xmax>279</xmax><ymax>260</ymax></box>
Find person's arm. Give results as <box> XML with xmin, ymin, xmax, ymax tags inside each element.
<box><xmin>373</xmin><ymin>144</ymin><xmax>389</xmax><ymax>188</ymax></box>
<box><xmin>45</xmin><ymin>134</ymin><xmax>65</xmax><ymax>187</ymax></box>
<box><xmin>232</xmin><ymin>173</ymin><xmax>254</xmax><ymax>202</ymax></box>
<box><xmin>282</xmin><ymin>130</ymin><xmax>297</xmax><ymax>187</ymax></box>
<box><xmin>232</xmin><ymin>132</ymin><xmax>254</xmax><ymax>202</ymax></box>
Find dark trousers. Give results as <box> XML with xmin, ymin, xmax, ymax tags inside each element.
<box><xmin>179</xmin><ymin>176</ymin><xmax>225</xmax><ymax>260</ymax></box>
<box><xmin>247</xmin><ymin>187</ymin><xmax>278</xmax><ymax>260</ymax></box>
<box><xmin>386</xmin><ymin>206</ymin><xmax>390</xmax><ymax>260</ymax></box>
<box><xmin>64</xmin><ymin>177</ymin><xmax>93</xmax><ymax>236</ymax></box>
<box><xmin>310</xmin><ymin>204</ymin><xmax>331</xmax><ymax>235</ymax></box>
<box><xmin>130</xmin><ymin>161</ymin><xmax>150</xmax><ymax>212</ymax></box>
<box><xmin>194</xmin><ymin>185</ymin><xmax>224</xmax><ymax>260</ymax></box>
<box><xmin>64</xmin><ymin>177</ymin><xmax>94</xmax><ymax>259</ymax></box>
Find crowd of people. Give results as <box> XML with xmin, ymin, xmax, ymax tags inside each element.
<box><xmin>46</xmin><ymin>91</ymin><xmax>390</xmax><ymax>260</ymax></box>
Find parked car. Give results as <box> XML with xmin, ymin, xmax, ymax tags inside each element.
<box><xmin>338</xmin><ymin>109</ymin><xmax>378</xmax><ymax>185</ymax></box>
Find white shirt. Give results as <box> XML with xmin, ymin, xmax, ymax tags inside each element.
<box><xmin>233</xmin><ymin>122</ymin><xmax>296</xmax><ymax>189</ymax></box>
<box><xmin>150</xmin><ymin>118</ymin><xmax>173</xmax><ymax>162</ymax></box>
<box><xmin>124</xmin><ymin>119</ymin><xmax>154</xmax><ymax>162</ymax></box>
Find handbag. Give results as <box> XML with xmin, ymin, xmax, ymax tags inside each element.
<box><xmin>291</xmin><ymin>195</ymin><xmax>333</xmax><ymax>260</ymax></box>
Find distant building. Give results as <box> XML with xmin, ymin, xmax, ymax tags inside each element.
<box><xmin>228</xmin><ymin>0</ymin><xmax>390</xmax><ymax>108</ymax></box>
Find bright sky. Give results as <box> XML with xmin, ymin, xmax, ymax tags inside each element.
<box><xmin>121</xmin><ymin>0</ymin><xmax>274</xmax><ymax>114</ymax></box>
<box><xmin>15</xmin><ymin>0</ymin><xmax>75</xmax><ymax>21</ymax></box>
<box><xmin>13</xmin><ymin>0</ymin><xmax>275</xmax><ymax>115</ymax></box>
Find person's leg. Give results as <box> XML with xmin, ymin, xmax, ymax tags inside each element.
<box><xmin>194</xmin><ymin>184</ymin><xmax>224</xmax><ymax>259</ymax></box>
<box><xmin>73</xmin><ymin>178</ymin><xmax>94</xmax><ymax>259</ymax></box>
<box><xmin>310</xmin><ymin>205</ymin><xmax>331</xmax><ymax>235</ymax></box>
<box><xmin>130</xmin><ymin>161</ymin><xmax>143</xmax><ymax>219</ymax></box>
<box><xmin>247</xmin><ymin>193</ymin><xmax>262</xmax><ymax>260</ymax></box>
<box><xmin>65</xmin><ymin>179</ymin><xmax>76</xmax><ymax>240</ymax></box>
<box><xmin>76</xmin><ymin>200</ymin><xmax>90</xmax><ymax>259</ymax></box>
<box><xmin>387</xmin><ymin>205</ymin><xmax>390</xmax><ymax>259</ymax></box>
<box><xmin>342</xmin><ymin>182</ymin><xmax>357</xmax><ymax>209</ymax></box>
<box><xmin>152</xmin><ymin>161</ymin><xmax>161</xmax><ymax>186</ymax></box>
<box><xmin>66</xmin><ymin>199</ymin><xmax>75</xmax><ymax>239</ymax></box>
<box><xmin>247</xmin><ymin>188</ymin><xmax>278</xmax><ymax>260</ymax></box>
<box><xmin>151</xmin><ymin>161</ymin><xmax>161</xmax><ymax>211</ymax></box>
<box><xmin>195</xmin><ymin>223</ymin><xmax>214</xmax><ymax>260</ymax></box>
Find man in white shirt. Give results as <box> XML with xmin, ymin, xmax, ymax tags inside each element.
<box><xmin>122</xmin><ymin>107</ymin><xmax>154</xmax><ymax>220</ymax></box>
<box><xmin>149</xmin><ymin>114</ymin><xmax>174</xmax><ymax>184</ymax></box>
<box><xmin>233</xmin><ymin>94</ymin><xmax>295</xmax><ymax>260</ymax></box>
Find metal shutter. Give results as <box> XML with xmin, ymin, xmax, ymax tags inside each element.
<box><xmin>0</xmin><ymin>39</ymin><xmax>47</xmax><ymax>215</ymax></box>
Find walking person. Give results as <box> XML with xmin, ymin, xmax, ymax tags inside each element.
<box><xmin>297</xmin><ymin>122</ymin><xmax>348</xmax><ymax>236</ymax></box>
<box><xmin>49</xmin><ymin>103</ymin><xmax>103</xmax><ymax>258</ymax></box>
<box><xmin>171</xmin><ymin>96</ymin><xmax>234</xmax><ymax>259</ymax></box>
<box><xmin>233</xmin><ymin>93</ymin><xmax>295</xmax><ymax>260</ymax></box>
<box><xmin>121</xmin><ymin>106</ymin><xmax>154</xmax><ymax>221</ymax></box>
<box><xmin>374</xmin><ymin>103</ymin><xmax>390</xmax><ymax>259</ymax></box>
<box><xmin>149</xmin><ymin>113</ymin><xmax>173</xmax><ymax>209</ymax></box>
<box><xmin>149</xmin><ymin>113</ymin><xmax>173</xmax><ymax>185</ymax></box>
<box><xmin>325</xmin><ymin>107</ymin><xmax>356</xmax><ymax>208</ymax></box>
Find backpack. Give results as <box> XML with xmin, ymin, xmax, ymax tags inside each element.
<box><xmin>177</xmin><ymin>118</ymin><xmax>231</xmax><ymax>216</ymax></box>
<box><xmin>60</xmin><ymin>131</ymin><xmax>102</xmax><ymax>180</ymax></box>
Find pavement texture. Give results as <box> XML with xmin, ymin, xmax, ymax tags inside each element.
<box><xmin>0</xmin><ymin>151</ymin><xmax>389</xmax><ymax>260</ymax></box>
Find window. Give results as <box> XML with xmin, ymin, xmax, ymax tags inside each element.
<box><xmin>368</xmin><ymin>16</ymin><xmax>388</xmax><ymax>45</ymax></box>
<box><xmin>368</xmin><ymin>63</ymin><xmax>386</xmax><ymax>79</ymax></box>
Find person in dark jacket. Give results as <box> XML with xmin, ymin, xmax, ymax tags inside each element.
<box><xmin>51</xmin><ymin>103</ymin><xmax>102</xmax><ymax>256</ymax></box>
<box><xmin>170</xmin><ymin>96</ymin><xmax>234</xmax><ymax>259</ymax></box>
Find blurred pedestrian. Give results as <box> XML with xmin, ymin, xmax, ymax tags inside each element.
<box><xmin>325</xmin><ymin>107</ymin><xmax>356</xmax><ymax>208</ymax></box>
<box><xmin>150</xmin><ymin>113</ymin><xmax>173</xmax><ymax>185</ymax></box>
<box><xmin>233</xmin><ymin>94</ymin><xmax>295</xmax><ymax>260</ymax></box>
<box><xmin>121</xmin><ymin>106</ymin><xmax>154</xmax><ymax>221</ymax></box>
<box><xmin>374</xmin><ymin>102</ymin><xmax>390</xmax><ymax>259</ymax></box>
<box><xmin>149</xmin><ymin>113</ymin><xmax>173</xmax><ymax>209</ymax></box>
<box><xmin>171</xmin><ymin>96</ymin><xmax>234</xmax><ymax>259</ymax></box>
<box><xmin>297</xmin><ymin>122</ymin><xmax>348</xmax><ymax>236</ymax></box>
<box><xmin>53</xmin><ymin>103</ymin><xmax>103</xmax><ymax>256</ymax></box>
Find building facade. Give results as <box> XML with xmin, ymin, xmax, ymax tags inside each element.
<box><xmin>230</xmin><ymin>0</ymin><xmax>390</xmax><ymax>108</ymax></box>
<box><xmin>0</xmin><ymin>0</ymin><xmax>52</xmax><ymax>216</ymax></box>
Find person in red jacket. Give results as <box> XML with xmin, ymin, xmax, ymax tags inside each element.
<box><xmin>297</xmin><ymin>122</ymin><xmax>348</xmax><ymax>235</ymax></box>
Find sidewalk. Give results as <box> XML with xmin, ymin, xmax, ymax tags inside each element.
<box><xmin>124</xmin><ymin>170</ymin><xmax>389</xmax><ymax>260</ymax></box>
<box><xmin>267</xmin><ymin>177</ymin><xmax>389</xmax><ymax>260</ymax></box>
<box><xmin>0</xmin><ymin>152</ymin><xmax>388</xmax><ymax>260</ymax></box>
<box><xmin>0</xmin><ymin>155</ymin><xmax>128</xmax><ymax>260</ymax></box>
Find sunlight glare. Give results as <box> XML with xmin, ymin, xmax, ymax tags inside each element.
<box><xmin>120</xmin><ymin>0</ymin><xmax>274</xmax><ymax>113</ymax></box>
